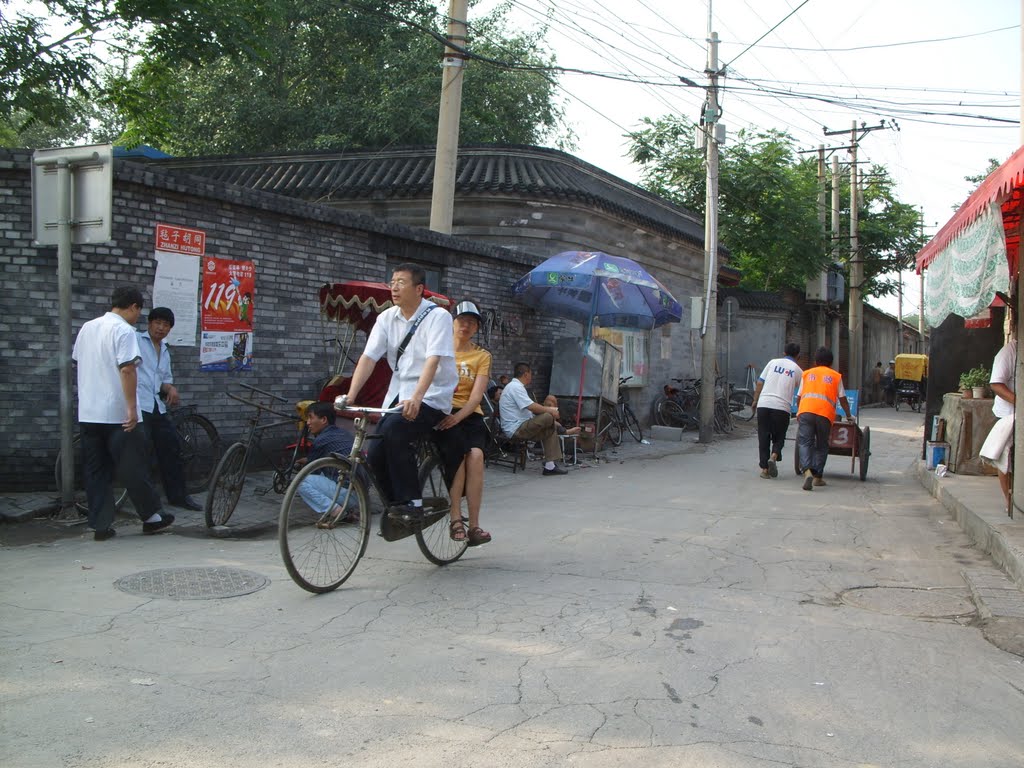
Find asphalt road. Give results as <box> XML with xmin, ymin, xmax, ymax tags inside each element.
<box><xmin>2</xmin><ymin>408</ymin><xmax>1022</xmax><ymax>767</ymax></box>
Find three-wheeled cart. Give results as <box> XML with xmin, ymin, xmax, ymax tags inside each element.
<box><xmin>893</xmin><ymin>353</ymin><xmax>928</xmax><ymax>412</ymax></box>
<box><xmin>795</xmin><ymin>390</ymin><xmax>870</xmax><ymax>481</ymax></box>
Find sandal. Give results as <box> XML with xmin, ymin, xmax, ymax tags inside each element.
<box><xmin>449</xmin><ymin>519</ymin><xmax>467</xmax><ymax>542</ymax></box>
<box><xmin>467</xmin><ymin>526</ymin><xmax>492</xmax><ymax>547</ymax></box>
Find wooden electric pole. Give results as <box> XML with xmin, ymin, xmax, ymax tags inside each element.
<box><xmin>429</xmin><ymin>0</ymin><xmax>468</xmax><ymax>235</ymax></box>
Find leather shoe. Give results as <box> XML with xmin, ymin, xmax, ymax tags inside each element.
<box><xmin>94</xmin><ymin>528</ymin><xmax>117</xmax><ymax>541</ymax></box>
<box><xmin>542</xmin><ymin>465</ymin><xmax>568</xmax><ymax>476</ymax></box>
<box><xmin>142</xmin><ymin>513</ymin><xmax>175</xmax><ymax>534</ymax></box>
<box><xmin>173</xmin><ymin>496</ymin><xmax>203</xmax><ymax>511</ymax></box>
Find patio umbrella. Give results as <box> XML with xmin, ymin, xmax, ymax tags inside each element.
<box><xmin>511</xmin><ymin>250</ymin><xmax>683</xmax><ymax>423</ymax></box>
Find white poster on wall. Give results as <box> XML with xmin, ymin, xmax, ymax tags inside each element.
<box><xmin>153</xmin><ymin>250</ymin><xmax>200</xmax><ymax>346</ymax></box>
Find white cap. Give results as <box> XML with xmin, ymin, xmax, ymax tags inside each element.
<box><xmin>455</xmin><ymin>301</ymin><xmax>482</xmax><ymax>320</ymax></box>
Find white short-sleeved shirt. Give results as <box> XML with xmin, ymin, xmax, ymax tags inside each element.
<box><xmin>137</xmin><ymin>330</ymin><xmax>173</xmax><ymax>415</ymax></box>
<box><xmin>72</xmin><ymin>312</ymin><xmax>142</xmax><ymax>423</ymax></box>
<box><xmin>499</xmin><ymin>377</ymin><xmax>535</xmax><ymax>436</ymax></box>
<box><xmin>363</xmin><ymin>298</ymin><xmax>457</xmax><ymax>412</ymax></box>
<box><xmin>757</xmin><ymin>356</ymin><xmax>803</xmax><ymax>412</ymax></box>
<box><xmin>991</xmin><ymin>341</ymin><xmax>1016</xmax><ymax>419</ymax></box>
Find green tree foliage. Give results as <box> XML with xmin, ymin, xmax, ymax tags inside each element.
<box><xmin>2</xmin><ymin>0</ymin><xmax>568</xmax><ymax>153</ymax></box>
<box><xmin>628</xmin><ymin>116</ymin><xmax>925</xmax><ymax>298</ymax></box>
<box><xmin>629</xmin><ymin>117</ymin><xmax>826</xmax><ymax>292</ymax></box>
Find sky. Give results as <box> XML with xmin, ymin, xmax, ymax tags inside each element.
<box><xmin>477</xmin><ymin>0</ymin><xmax>1022</xmax><ymax>319</ymax></box>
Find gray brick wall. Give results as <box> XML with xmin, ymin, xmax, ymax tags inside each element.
<box><xmin>0</xmin><ymin>150</ymin><xmax>558</xmax><ymax>491</ymax></box>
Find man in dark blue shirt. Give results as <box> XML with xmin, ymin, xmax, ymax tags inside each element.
<box><xmin>297</xmin><ymin>401</ymin><xmax>357</xmax><ymax>523</ymax></box>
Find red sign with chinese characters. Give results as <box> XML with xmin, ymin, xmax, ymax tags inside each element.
<box><xmin>156</xmin><ymin>224</ymin><xmax>206</xmax><ymax>256</ymax></box>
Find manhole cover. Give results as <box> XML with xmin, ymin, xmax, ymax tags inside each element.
<box><xmin>840</xmin><ymin>586</ymin><xmax>975</xmax><ymax>618</ymax></box>
<box><xmin>115</xmin><ymin>567</ymin><xmax>269</xmax><ymax>600</ymax></box>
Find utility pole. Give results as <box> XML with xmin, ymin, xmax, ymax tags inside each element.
<box><xmin>815</xmin><ymin>145</ymin><xmax>827</xmax><ymax>349</ymax></box>
<box><xmin>823</xmin><ymin>120</ymin><xmax>891</xmax><ymax>390</ymax></box>
<box><xmin>830</xmin><ymin>155</ymin><xmax>841</xmax><ymax>362</ymax></box>
<box><xmin>896</xmin><ymin>275</ymin><xmax>903</xmax><ymax>354</ymax></box>
<box><xmin>429</xmin><ymin>0</ymin><xmax>468</xmax><ymax>234</ymax></box>
<box><xmin>698</xmin><ymin>29</ymin><xmax>722</xmax><ymax>444</ymax></box>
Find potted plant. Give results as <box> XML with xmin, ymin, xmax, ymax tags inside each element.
<box><xmin>959</xmin><ymin>365</ymin><xmax>990</xmax><ymax>399</ymax></box>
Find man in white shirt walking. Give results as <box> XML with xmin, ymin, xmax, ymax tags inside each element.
<box><xmin>72</xmin><ymin>287</ymin><xmax>173</xmax><ymax>540</ymax></box>
<box><xmin>341</xmin><ymin>264</ymin><xmax>457</xmax><ymax>521</ymax></box>
<box><xmin>750</xmin><ymin>342</ymin><xmax>802</xmax><ymax>479</ymax></box>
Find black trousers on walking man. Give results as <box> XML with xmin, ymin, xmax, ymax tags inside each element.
<box><xmin>757</xmin><ymin>407</ymin><xmax>792</xmax><ymax>470</ymax></box>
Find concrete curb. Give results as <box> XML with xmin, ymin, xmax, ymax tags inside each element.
<box><xmin>917</xmin><ymin>461</ymin><xmax>1024</xmax><ymax>591</ymax></box>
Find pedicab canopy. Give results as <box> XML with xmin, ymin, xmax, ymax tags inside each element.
<box><xmin>915</xmin><ymin>144</ymin><xmax>1023</xmax><ymax>327</ymax></box>
<box><xmin>894</xmin><ymin>353</ymin><xmax>928</xmax><ymax>382</ymax></box>
<box><xmin>317</xmin><ymin>281</ymin><xmax>452</xmax><ymax>411</ymax></box>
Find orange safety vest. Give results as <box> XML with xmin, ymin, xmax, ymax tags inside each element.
<box><xmin>798</xmin><ymin>366</ymin><xmax>843</xmax><ymax>420</ymax></box>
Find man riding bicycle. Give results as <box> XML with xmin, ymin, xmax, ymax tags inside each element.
<box><xmin>337</xmin><ymin>264</ymin><xmax>457</xmax><ymax>522</ymax></box>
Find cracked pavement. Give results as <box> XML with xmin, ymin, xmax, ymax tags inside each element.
<box><xmin>2</xmin><ymin>408</ymin><xmax>1023</xmax><ymax>767</ymax></box>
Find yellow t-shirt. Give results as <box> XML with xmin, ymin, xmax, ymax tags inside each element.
<box><xmin>452</xmin><ymin>344</ymin><xmax>492</xmax><ymax>414</ymax></box>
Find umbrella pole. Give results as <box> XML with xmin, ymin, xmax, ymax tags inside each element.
<box><xmin>575</xmin><ymin>355</ymin><xmax>587</xmax><ymax>426</ymax></box>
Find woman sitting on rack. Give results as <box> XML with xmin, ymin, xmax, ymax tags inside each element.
<box><xmin>436</xmin><ymin>301</ymin><xmax>493</xmax><ymax>547</ymax></box>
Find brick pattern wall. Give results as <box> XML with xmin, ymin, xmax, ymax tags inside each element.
<box><xmin>0</xmin><ymin>150</ymin><xmax>561</xmax><ymax>491</ymax></box>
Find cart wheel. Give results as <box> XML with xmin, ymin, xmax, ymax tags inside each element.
<box><xmin>859</xmin><ymin>426</ymin><xmax>871</xmax><ymax>481</ymax></box>
<box><xmin>894</xmin><ymin>398</ymin><xmax>900</xmax><ymax>411</ymax></box>
<box><xmin>794</xmin><ymin>440</ymin><xmax>802</xmax><ymax>476</ymax></box>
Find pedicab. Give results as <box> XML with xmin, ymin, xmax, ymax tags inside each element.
<box><xmin>794</xmin><ymin>390</ymin><xmax>871</xmax><ymax>481</ymax></box>
<box><xmin>893</xmin><ymin>353</ymin><xmax>928</xmax><ymax>412</ymax></box>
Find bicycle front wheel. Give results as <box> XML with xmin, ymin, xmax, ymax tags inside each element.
<box><xmin>714</xmin><ymin>399</ymin><xmax>734</xmax><ymax>433</ymax></box>
<box><xmin>622</xmin><ymin>404</ymin><xmax>642</xmax><ymax>442</ymax></box>
<box><xmin>204</xmin><ymin>442</ymin><xmax>247</xmax><ymax>527</ymax></box>
<box><xmin>279</xmin><ymin>457</ymin><xmax>370</xmax><ymax>593</ymax></box>
<box><xmin>415</xmin><ymin>453</ymin><xmax>467</xmax><ymax>565</ymax></box>
<box><xmin>54</xmin><ymin>435</ymin><xmax>128</xmax><ymax>515</ymax></box>
<box><xmin>728</xmin><ymin>391</ymin><xmax>755</xmax><ymax>421</ymax></box>
<box><xmin>176</xmin><ymin>413</ymin><xmax>220</xmax><ymax>493</ymax></box>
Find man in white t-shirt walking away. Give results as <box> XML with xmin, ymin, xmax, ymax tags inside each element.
<box><xmin>340</xmin><ymin>264</ymin><xmax>457</xmax><ymax>522</ymax></box>
<box><xmin>72</xmin><ymin>286</ymin><xmax>173</xmax><ymax>541</ymax></box>
<box><xmin>750</xmin><ymin>342</ymin><xmax>803</xmax><ymax>479</ymax></box>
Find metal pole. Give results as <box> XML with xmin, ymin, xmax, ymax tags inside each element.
<box><xmin>56</xmin><ymin>159</ymin><xmax>75</xmax><ymax>517</ymax></box>
<box><xmin>848</xmin><ymin>121</ymin><xmax>863</xmax><ymax>390</ymax></box>
<box><xmin>428</xmin><ymin>0</ymin><xmax>469</xmax><ymax>235</ymax></box>
<box><xmin>699</xmin><ymin>31</ymin><xmax>721</xmax><ymax>444</ymax></box>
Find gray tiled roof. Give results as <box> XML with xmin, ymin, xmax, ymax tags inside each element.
<box><xmin>719</xmin><ymin>287</ymin><xmax>791</xmax><ymax>312</ymax></box>
<box><xmin>147</xmin><ymin>144</ymin><xmax>708</xmax><ymax>247</ymax></box>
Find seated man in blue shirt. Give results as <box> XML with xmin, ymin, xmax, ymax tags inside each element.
<box><xmin>137</xmin><ymin>307</ymin><xmax>201</xmax><ymax>511</ymax></box>
<box><xmin>296</xmin><ymin>401</ymin><xmax>358</xmax><ymax>525</ymax></box>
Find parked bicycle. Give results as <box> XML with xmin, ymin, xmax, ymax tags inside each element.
<box><xmin>278</xmin><ymin>404</ymin><xmax>465</xmax><ymax>593</ymax></box>
<box><xmin>594</xmin><ymin>376</ymin><xmax>643</xmax><ymax>446</ymax></box>
<box><xmin>653</xmin><ymin>376</ymin><xmax>735</xmax><ymax>433</ymax></box>
<box><xmin>727</xmin><ymin>364</ymin><xmax>756</xmax><ymax>421</ymax></box>
<box><xmin>54</xmin><ymin>405</ymin><xmax>220</xmax><ymax>515</ymax></box>
<box><xmin>204</xmin><ymin>384</ymin><xmax>311</xmax><ymax>528</ymax></box>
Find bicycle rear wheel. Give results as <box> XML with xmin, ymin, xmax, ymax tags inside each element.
<box><xmin>176</xmin><ymin>413</ymin><xmax>220</xmax><ymax>493</ymax></box>
<box><xmin>601</xmin><ymin>405</ymin><xmax>622</xmax><ymax>446</ymax></box>
<box><xmin>279</xmin><ymin>457</ymin><xmax>370</xmax><ymax>593</ymax></box>
<box><xmin>415</xmin><ymin>453</ymin><xmax>467</xmax><ymax>565</ymax></box>
<box><xmin>204</xmin><ymin>442</ymin><xmax>247</xmax><ymax>527</ymax></box>
<box><xmin>622</xmin><ymin>404</ymin><xmax>642</xmax><ymax>442</ymax></box>
<box><xmin>714</xmin><ymin>399</ymin><xmax>734</xmax><ymax>433</ymax></box>
<box><xmin>728</xmin><ymin>391</ymin><xmax>755</xmax><ymax>421</ymax></box>
<box><xmin>658</xmin><ymin>399</ymin><xmax>687</xmax><ymax>428</ymax></box>
<box><xmin>54</xmin><ymin>435</ymin><xmax>128</xmax><ymax>515</ymax></box>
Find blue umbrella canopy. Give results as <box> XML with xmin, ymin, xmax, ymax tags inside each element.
<box><xmin>511</xmin><ymin>251</ymin><xmax>683</xmax><ymax>331</ymax></box>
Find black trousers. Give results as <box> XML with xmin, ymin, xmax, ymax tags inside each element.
<box><xmin>142</xmin><ymin>409</ymin><xmax>189</xmax><ymax>504</ymax></box>
<box><xmin>756</xmin><ymin>407</ymin><xmax>792</xmax><ymax>469</ymax></box>
<box><xmin>797</xmin><ymin>412</ymin><xmax>832</xmax><ymax>477</ymax></box>
<box><xmin>368</xmin><ymin>405</ymin><xmax>445</xmax><ymax>505</ymax></box>
<box><xmin>80</xmin><ymin>422</ymin><xmax>162</xmax><ymax>532</ymax></box>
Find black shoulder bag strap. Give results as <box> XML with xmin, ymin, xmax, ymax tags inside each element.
<box><xmin>394</xmin><ymin>303</ymin><xmax>437</xmax><ymax>367</ymax></box>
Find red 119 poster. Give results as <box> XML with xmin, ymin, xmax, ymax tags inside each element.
<box><xmin>200</xmin><ymin>258</ymin><xmax>255</xmax><ymax>371</ymax></box>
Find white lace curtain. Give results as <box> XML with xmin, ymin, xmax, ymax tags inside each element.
<box><xmin>924</xmin><ymin>203</ymin><xmax>1010</xmax><ymax>327</ymax></box>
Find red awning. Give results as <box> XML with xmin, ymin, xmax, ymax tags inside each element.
<box><xmin>916</xmin><ymin>143</ymin><xmax>1024</xmax><ymax>275</ymax></box>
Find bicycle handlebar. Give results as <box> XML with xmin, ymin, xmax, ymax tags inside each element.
<box><xmin>333</xmin><ymin>395</ymin><xmax>403</xmax><ymax>416</ymax></box>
